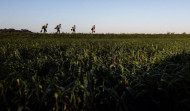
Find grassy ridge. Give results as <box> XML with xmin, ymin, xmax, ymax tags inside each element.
<box><xmin>0</xmin><ymin>33</ymin><xmax>190</xmax><ymax>111</ymax></box>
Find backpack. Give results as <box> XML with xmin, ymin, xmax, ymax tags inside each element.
<box><xmin>55</xmin><ymin>26</ymin><xmax>58</xmax><ymax>29</ymax></box>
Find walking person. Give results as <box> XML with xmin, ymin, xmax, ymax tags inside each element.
<box><xmin>55</xmin><ymin>24</ymin><xmax>61</xmax><ymax>34</ymax></box>
<box><xmin>91</xmin><ymin>25</ymin><xmax>95</xmax><ymax>33</ymax></box>
<box><xmin>40</xmin><ymin>23</ymin><xmax>48</xmax><ymax>33</ymax></box>
<box><xmin>71</xmin><ymin>25</ymin><xmax>76</xmax><ymax>33</ymax></box>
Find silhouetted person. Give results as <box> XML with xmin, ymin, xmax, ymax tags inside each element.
<box><xmin>41</xmin><ymin>23</ymin><xmax>48</xmax><ymax>33</ymax></box>
<box><xmin>91</xmin><ymin>25</ymin><xmax>95</xmax><ymax>33</ymax></box>
<box><xmin>71</xmin><ymin>25</ymin><xmax>76</xmax><ymax>33</ymax></box>
<box><xmin>55</xmin><ymin>24</ymin><xmax>61</xmax><ymax>34</ymax></box>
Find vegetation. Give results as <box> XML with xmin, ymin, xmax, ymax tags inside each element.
<box><xmin>0</xmin><ymin>29</ymin><xmax>32</xmax><ymax>33</ymax></box>
<box><xmin>0</xmin><ymin>33</ymin><xmax>190</xmax><ymax>111</ymax></box>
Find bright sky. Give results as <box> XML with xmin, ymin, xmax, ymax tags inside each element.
<box><xmin>0</xmin><ymin>0</ymin><xmax>190</xmax><ymax>33</ymax></box>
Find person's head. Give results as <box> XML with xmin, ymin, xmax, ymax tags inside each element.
<box><xmin>59</xmin><ymin>24</ymin><xmax>61</xmax><ymax>25</ymax></box>
<box><xmin>46</xmin><ymin>23</ymin><xmax>48</xmax><ymax>26</ymax></box>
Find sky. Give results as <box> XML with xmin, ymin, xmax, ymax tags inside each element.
<box><xmin>0</xmin><ymin>0</ymin><xmax>190</xmax><ymax>34</ymax></box>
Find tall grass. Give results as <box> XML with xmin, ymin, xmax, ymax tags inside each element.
<box><xmin>0</xmin><ymin>33</ymin><xmax>190</xmax><ymax>111</ymax></box>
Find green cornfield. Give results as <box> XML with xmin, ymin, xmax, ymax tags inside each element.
<box><xmin>0</xmin><ymin>33</ymin><xmax>190</xmax><ymax>111</ymax></box>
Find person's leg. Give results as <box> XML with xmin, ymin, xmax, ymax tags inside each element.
<box><xmin>58</xmin><ymin>29</ymin><xmax>60</xmax><ymax>34</ymax></box>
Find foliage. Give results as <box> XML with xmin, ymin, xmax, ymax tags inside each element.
<box><xmin>0</xmin><ymin>33</ymin><xmax>190</xmax><ymax>111</ymax></box>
